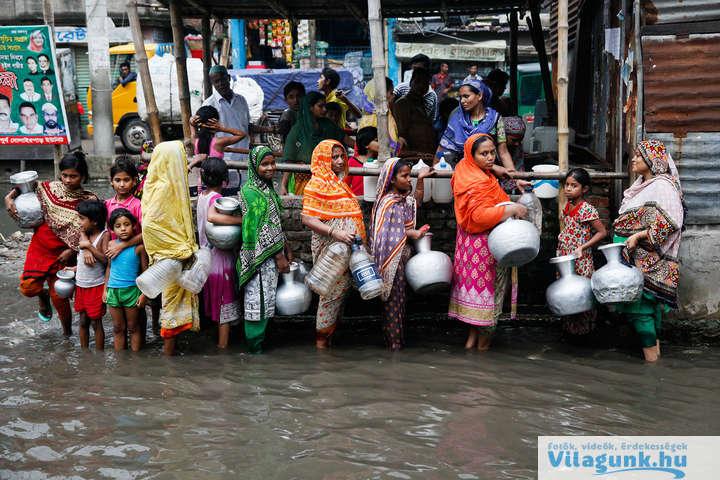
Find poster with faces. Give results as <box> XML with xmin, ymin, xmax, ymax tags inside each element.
<box><xmin>0</xmin><ymin>25</ymin><xmax>70</xmax><ymax>145</ymax></box>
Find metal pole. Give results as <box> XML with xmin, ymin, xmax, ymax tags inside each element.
<box><xmin>42</xmin><ymin>0</ymin><xmax>62</xmax><ymax>178</ymax></box>
<box><xmin>128</xmin><ymin>0</ymin><xmax>162</xmax><ymax>145</ymax></box>
<box><xmin>616</xmin><ymin>0</ymin><xmax>627</xmax><ymax>209</ymax></box>
<box><xmin>387</xmin><ymin>18</ymin><xmax>400</xmax><ymax>85</ymax></box>
<box><xmin>368</xmin><ymin>0</ymin><xmax>391</xmax><ymax>162</ymax></box>
<box><xmin>202</xmin><ymin>15</ymin><xmax>212</xmax><ymax>99</ymax></box>
<box><xmin>169</xmin><ymin>0</ymin><xmax>192</xmax><ymax>142</ymax></box>
<box><xmin>509</xmin><ymin>10</ymin><xmax>519</xmax><ymax>115</ymax></box>
<box><xmin>557</xmin><ymin>0</ymin><xmax>569</xmax><ymax>227</ymax></box>
<box><xmin>530</xmin><ymin>0</ymin><xmax>556</xmax><ymax>125</ymax></box>
<box><xmin>84</xmin><ymin>0</ymin><xmax>115</xmax><ymax>162</ymax></box>
<box><xmin>230</xmin><ymin>19</ymin><xmax>246</xmax><ymax>69</ymax></box>
<box><xmin>634</xmin><ymin>0</ymin><xmax>643</xmax><ymax>146</ymax></box>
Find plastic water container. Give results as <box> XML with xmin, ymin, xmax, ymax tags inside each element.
<box><xmin>177</xmin><ymin>248</ymin><xmax>214</xmax><ymax>294</ymax></box>
<box><xmin>531</xmin><ymin>164</ymin><xmax>559</xmax><ymax>199</ymax></box>
<box><xmin>136</xmin><ymin>258</ymin><xmax>183</xmax><ymax>299</ymax></box>
<box><xmin>431</xmin><ymin>157</ymin><xmax>453</xmax><ymax>204</ymax></box>
<box><xmin>363</xmin><ymin>158</ymin><xmax>379</xmax><ymax>202</ymax></box>
<box><xmin>411</xmin><ymin>159</ymin><xmax>432</xmax><ymax>203</ymax></box>
<box><xmin>517</xmin><ymin>186</ymin><xmax>543</xmax><ymax>235</ymax></box>
<box><xmin>305</xmin><ymin>241</ymin><xmax>351</xmax><ymax>297</ymax></box>
<box><xmin>349</xmin><ymin>236</ymin><xmax>383</xmax><ymax>300</ymax></box>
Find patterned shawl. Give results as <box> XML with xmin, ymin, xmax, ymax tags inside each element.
<box><xmin>36</xmin><ymin>180</ymin><xmax>97</xmax><ymax>251</ymax></box>
<box><xmin>237</xmin><ymin>146</ymin><xmax>285</xmax><ymax>286</ymax></box>
<box><xmin>370</xmin><ymin>157</ymin><xmax>416</xmax><ymax>300</ymax></box>
<box><xmin>614</xmin><ymin>139</ymin><xmax>684</xmax><ymax>307</ymax></box>
<box><xmin>451</xmin><ymin>133</ymin><xmax>510</xmax><ymax>234</ymax></box>
<box><xmin>439</xmin><ymin>80</ymin><xmax>499</xmax><ymax>153</ymax></box>
<box><xmin>301</xmin><ymin>139</ymin><xmax>366</xmax><ymax>241</ymax></box>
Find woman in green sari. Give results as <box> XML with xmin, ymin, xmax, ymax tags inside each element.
<box><xmin>280</xmin><ymin>91</ymin><xmax>351</xmax><ymax>196</ymax></box>
<box><xmin>237</xmin><ymin>146</ymin><xmax>292</xmax><ymax>353</ymax></box>
<box><xmin>613</xmin><ymin>139</ymin><xmax>684</xmax><ymax>362</ymax></box>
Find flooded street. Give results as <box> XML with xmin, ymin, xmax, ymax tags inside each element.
<box><xmin>1</xmin><ymin>269</ymin><xmax>720</xmax><ymax>480</ymax></box>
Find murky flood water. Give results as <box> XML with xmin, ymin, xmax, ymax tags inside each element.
<box><xmin>1</xmin><ymin>271</ymin><xmax>720</xmax><ymax>480</ymax></box>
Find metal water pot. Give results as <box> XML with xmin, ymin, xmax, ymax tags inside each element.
<box><xmin>546</xmin><ymin>254</ymin><xmax>595</xmax><ymax>315</ymax></box>
<box><xmin>276</xmin><ymin>262</ymin><xmax>312</xmax><ymax>316</ymax></box>
<box><xmin>205</xmin><ymin>220</ymin><xmax>242</xmax><ymax>250</ymax></box>
<box><xmin>406</xmin><ymin>233</ymin><xmax>453</xmax><ymax>293</ymax></box>
<box><xmin>294</xmin><ymin>260</ymin><xmax>309</xmax><ymax>283</ymax></box>
<box><xmin>214</xmin><ymin>196</ymin><xmax>240</xmax><ymax>215</ymax></box>
<box><xmin>9</xmin><ymin>171</ymin><xmax>43</xmax><ymax>229</ymax></box>
<box><xmin>487</xmin><ymin>202</ymin><xmax>540</xmax><ymax>268</ymax></box>
<box><xmin>54</xmin><ymin>270</ymin><xmax>76</xmax><ymax>299</ymax></box>
<box><xmin>591</xmin><ymin>243</ymin><xmax>644</xmax><ymax>304</ymax></box>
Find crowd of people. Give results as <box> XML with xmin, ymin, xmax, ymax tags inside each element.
<box><xmin>3</xmin><ymin>59</ymin><xmax>685</xmax><ymax>362</ymax></box>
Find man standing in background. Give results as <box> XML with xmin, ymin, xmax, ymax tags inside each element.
<box><xmin>432</xmin><ymin>62</ymin><xmax>453</xmax><ymax>103</ymax></box>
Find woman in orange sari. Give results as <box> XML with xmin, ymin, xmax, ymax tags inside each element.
<box><xmin>449</xmin><ymin>133</ymin><xmax>527</xmax><ymax>350</ymax></box>
<box><xmin>301</xmin><ymin>139</ymin><xmax>366</xmax><ymax>349</ymax></box>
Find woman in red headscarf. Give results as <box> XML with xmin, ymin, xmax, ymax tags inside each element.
<box><xmin>449</xmin><ymin>133</ymin><xmax>527</xmax><ymax>350</ymax></box>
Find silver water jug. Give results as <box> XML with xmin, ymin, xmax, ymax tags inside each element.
<box><xmin>54</xmin><ymin>270</ymin><xmax>76</xmax><ymax>299</ymax></box>
<box><xmin>214</xmin><ymin>196</ymin><xmax>240</xmax><ymax>215</ymax></box>
<box><xmin>546</xmin><ymin>254</ymin><xmax>595</xmax><ymax>315</ymax></box>
<box><xmin>205</xmin><ymin>220</ymin><xmax>242</xmax><ymax>250</ymax></box>
<box><xmin>487</xmin><ymin>202</ymin><xmax>540</xmax><ymax>268</ymax></box>
<box><xmin>9</xmin><ymin>171</ymin><xmax>43</xmax><ymax>229</ymax></box>
<box><xmin>276</xmin><ymin>262</ymin><xmax>313</xmax><ymax>316</ymax></box>
<box><xmin>591</xmin><ymin>243</ymin><xmax>644</xmax><ymax>304</ymax></box>
<box><xmin>405</xmin><ymin>233</ymin><xmax>453</xmax><ymax>293</ymax></box>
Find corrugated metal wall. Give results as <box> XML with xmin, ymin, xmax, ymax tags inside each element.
<box><xmin>651</xmin><ymin>133</ymin><xmax>720</xmax><ymax>225</ymax></box>
<box><xmin>643</xmin><ymin>34</ymin><xmax>720</xmax><ymax>133</ymax></box>
<box><xmin>643</xmin><ymin>0</ymin><xmax>720</xmax><ymax>25</ymax></box>
<box><xmin>543</xmin><ymin>0</ymin><xmax>586</xmax><ymax>54</ymax></box>
<box><xmin>642</xmin><ymin>33</ymin><xmax>720</xmax><ymax>224</ymax></box>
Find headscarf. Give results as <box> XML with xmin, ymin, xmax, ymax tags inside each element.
<box><xmin>370</xmin><ymin>157</ymin><xmax>416</xmax><ymax>300</ymax></box>
<box><xmin>301</xmin><ymin>139</ymin><xmax>366</xmax><ymax>240</ymax></box>
<box><xmin>141</xmin><ymin>140</ymin><xmax>199</xmax><ymax>337</ymax></box>
<box><xmin>504</xmin><ymin>115</ymin><xmax>526</xmax><ymax>140</ymax></box>
<box><xmin>439</xmin><ymin>80</ymin><xmax>500</xmax><ymax>153</ymax></box>
<box><xmin>36</xmin><ymin>180</ymin><xmax>97</xmax><ymax>251</ymax></box>
<box><xmin>286</xmin><ymin>91</ymin><xmax>343</xmax><ymax>164</ymax></box>
<box><xmin>615</xmin><ymin>139</ymin><xmax>685</xmax><ymax>308</ymax></box>
<box><xmin>134</xmin><ymin>139</ymin><xmax>154</xmax><ymax>199</ymax></box>
<box><xmin>451</xmin><ymin>133</ymin><xmax>510</xmax><ymax>234</ymax></box>
<box><xmin>237</xmin><ymin>146</ymin><xmax>286</xmax><ymax>286</ymax></box>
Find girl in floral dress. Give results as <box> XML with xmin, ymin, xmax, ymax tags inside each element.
<box><xmin>556</xmin><ymin>168</ymin><xmax>607</xmax><ymax>335</ymax></box>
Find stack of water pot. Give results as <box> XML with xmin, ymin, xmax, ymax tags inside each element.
<box><xmin>546</xmin><ymin>243</ymin><xmax>645</xmax><ymax>315</ymax></box>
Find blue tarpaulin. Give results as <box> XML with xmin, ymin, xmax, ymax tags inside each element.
<box><xmin>228</xmin><ymin>67</ymin><xmax>363</xmax><ymax>112</ymax></box>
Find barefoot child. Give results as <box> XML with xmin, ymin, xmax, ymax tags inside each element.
<box><xmin>71</xmin><ymin>199</ymin><xmax>109</xmax><ymax>349</ymax></box>
<box><xmin>104</xmin><ymin>157</ymin><xmax>151</xmax><ymax>340</ymax></box>
<box><xmin>5</xmin><ymin>152</ymin><xmax>97</xmax><ymax>334</ymax></box>
<box><xmin>237</xmin><ymin>146</ymin><xmax>292</xmax><ymax>354</ymax></box>
<box><xmin>104</xmin><ymin>208</ymin><xmax>148</xmax><ymax>351</ymax></box>
<box><xmin>557</xmin><ymin>167</ymin><xmax>607</xmax><ymax>335</ymax></box>
<box><xmin>370</xmin><ymin>157</ymin><xmax>433</xmax><ymax>350</ymax></box>
<box><xmin>196</xmin><ymin>157</ymin><xmax>243</xmax><ymax>348</ymax></box>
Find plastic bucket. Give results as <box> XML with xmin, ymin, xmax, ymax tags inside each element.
<box><xmin>531</xmin><ymin>164</ymin><xmax>559</xmax><ymax>199</ymax></box>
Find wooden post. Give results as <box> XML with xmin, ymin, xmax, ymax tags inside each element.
<box><xmin>557</xmin><ymin>0</ymin><xmax>569</xmax><ymax>227</ymax></box>
<box><xmin>219</xmin><ymin>22</ymin><xmax>231</xmax><ymax>67</ymax></box>
<box><xmin>202</xmin><ymin>15</ymin><xmax>212</xmax><ymax>99</ymax></box>
<box><xmin>309</xmin><ymin>20</ymin><xmax>317</xmax><ymax>68</ymax></box>
<box><xmin>127</xmin><ymin>1</ymin><xmax>162</xmax><ymax>145</ymax></box>
<box><xmin>367</xmin><ymin>0</ymin><xmax>390</xmax><ymax>162</ymax></box>
<box><xmin>169</xmin><ymin>0</ymin><xmax>192</xmax><ymax>141</ymax></box>
<box><xmin>42</xmin><ymin>0</ymin><xmax>62</xmax><ymax>178</ymax></box>
<box><xmin>509</xmin><ymin>10</ymin><xmax>519</xmax><ymax>115</ymax></box>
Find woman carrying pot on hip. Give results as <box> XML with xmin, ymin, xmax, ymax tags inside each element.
<box><xmin>613</xmin><ymin>139</ymin><xmax>685</xmax><ymax>362</ymax></box>
<box><xmin>301</xmin><ymin>140</ymin><xmax>366</xmax><ymax>349</ymax></box>
<box><xmin>449</xmin><ymin>133</ymin><xmax>526</xmax><ymax>350</ymax></box>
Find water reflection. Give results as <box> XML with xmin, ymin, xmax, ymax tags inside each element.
<box><xmin>1</xmin><ymin>275</ymin><xmax>720</xmax><ymax>479</ymax></box>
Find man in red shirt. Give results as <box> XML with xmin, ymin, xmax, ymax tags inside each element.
<box><xmin>431</xmin><ymin>62</ymin><xmax>453</xmax><ymax>103</ymax></box>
